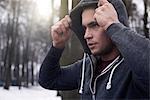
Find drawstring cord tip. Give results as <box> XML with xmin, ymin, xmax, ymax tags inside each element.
<box><xmin>106</xmin><ymin>82</ymin><xmax>111</xmax><ymax>90</ymax></box>
<box><xmin>79</xmin><ymin>89</ymin><xmax>83</xmax><ymax>94</ymax></box>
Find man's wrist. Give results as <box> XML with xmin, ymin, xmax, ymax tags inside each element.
<box><xmin>48</xmin><ymin>45</ymin><xmax>64</xmax><ymax>62</ymax></box>
<box><xmin>104</xmin><ymin>20</ymin><xmax>120</xmax><ymax>30</ymax></box>
<box><xmin>52</xmin><ymin>41</ymin><xmax>65</xmax><ymax>49</ymax></box>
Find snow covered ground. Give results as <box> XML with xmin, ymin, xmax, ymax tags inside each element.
<box><xmin>0</xmin><ymin>86</ymin><xmax>61</xmax><ymax>100</ymax></box>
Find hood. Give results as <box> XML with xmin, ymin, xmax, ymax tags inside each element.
<box><xmin>70</xmin><ymin>0</ymin><xmax>129</xmax><ymax>54</ymax></box>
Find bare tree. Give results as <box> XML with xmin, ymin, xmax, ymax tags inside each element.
<box><xmin>72</xmin><ymin>0</ymin><xmax>80</xmax><ymax>8</ymax></box>
<box><xmin>3</xmin><ymin>0</ymin><xmax>20</xmax><ymax>89</ymax></box>
<box><xmin>143</xmin><ymin>0</ymin><xmax>149</xmax><ymax>38</ymax></box>
<box><xmin>122</xmin><ymin>0</ymin><xmax>133</xmax><ymax>17</ymax></box>
<box><xmin>60</xmin><ymin>0</ymin><xmax>68</xmax><ymax>19</ymax></box>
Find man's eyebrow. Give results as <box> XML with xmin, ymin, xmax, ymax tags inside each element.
<box><xmin>87</xmin><ymin>21</ymin><xmax>99</xmax><ymax>27</ymax></box>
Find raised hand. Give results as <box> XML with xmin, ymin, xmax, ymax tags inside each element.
<box><xmin>51</xmin><ymin>15</ymin><xmax>72</xmax><ymax>49</ymax></box>
<box><xmin>94</xmin><ymin>0</ymin><xmax>119</xmax><ymax>30</ymax></box>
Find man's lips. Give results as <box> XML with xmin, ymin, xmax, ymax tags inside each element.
<box><xmin>87</xmin><ymin>43</ymin><xmax>96</xmax><ymax>48</ymax></box>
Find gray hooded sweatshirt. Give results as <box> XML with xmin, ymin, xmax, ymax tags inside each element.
<box><xmin>39</xmin><ymin>0</ymin><xmax>150</xmax><ymax>99</ymax></box>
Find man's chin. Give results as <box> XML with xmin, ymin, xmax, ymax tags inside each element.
<box><xmin>91</xmin><ymin>49</ymin><xmax>111</xmax><ymax>56</ymax></box>
<box><xmin>90</xmin><ymin>50</ymin><xmax>99</xmax><ymax>56</ymax></box>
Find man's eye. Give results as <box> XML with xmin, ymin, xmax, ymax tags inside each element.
<box><xmin>89</xmin><ymin>21</ymin><xmax>99</xmax><ymax>28</ymax></box>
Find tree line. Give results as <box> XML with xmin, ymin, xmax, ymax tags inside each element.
<box><xmin>0</xmin><ymin>0</ymin><xmax>51</xmax><ymax>89</ymax></box>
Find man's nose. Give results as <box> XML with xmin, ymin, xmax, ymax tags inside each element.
<box><xmin>84</xmin><ymin>28</ymin><xmax>92</xmax><ymax>39</ymax></box>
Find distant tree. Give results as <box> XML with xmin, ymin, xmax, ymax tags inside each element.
<box><xmin>60</xmin><ymin>0</ymin><xmax>68</xmax><ymax>19</ymax></box>
<box><xmin>58</xmin><ymin>0</ymin><xmax>82</xmax><ymax>100</ymax></box>
<box><xmin>122</xmin><ymin>0</ymin><xmax>133</xmax><ymax>17</ymax></box>
<box><xmin>72</xmin><ymin>0</ymin><xmax>80</xmax><ymax>8</ymax></box>
<box><xmin>0</xmin><ymin>0</ymin><xmax>52</xmax><ymax>89</ymax></box>
<box><xmin>59</xmin><ymin>0</ymin><xmax>70</xmax><ymax>65</ymax></box>
<box><xmin>143</xmin><ymin>0</ymin><xmax>149</xmax><ymax>38</ymax></box>
<box><xmin>3</xmin><ymin>0</ymin><xmax>21</xmax><ymax>89</ymax></box>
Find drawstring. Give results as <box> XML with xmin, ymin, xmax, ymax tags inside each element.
<box><xmin>106</xmin><ymin>57</ymin><xmax>124</xmax><ymax>90</ymax></box>
<box><xmin>101</xmin><ymin>56</ymin><xmax>120</xmax><ymax>76</ymax></box>
<box><xmin>91</xmin><ymin>55</ymin><xmax>123</xmax><ymax>93</ymax></box>
<box><xmin>79</xmin><ymin>53</ymin><xmax>124</xmax><ymax>94</ymax></box>
<box><xmin>79</xmin><ymin>53</ymin><xmax>87</xmax><ymax>94</ymax></box>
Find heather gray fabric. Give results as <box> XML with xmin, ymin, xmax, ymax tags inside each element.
<box><xmin>70</xmin><ymin>0</ymin><xmax>129</xmax><ymax>54</ymax></box>
<box><xmin>39</xmin><ymin>23</ymin><xmax>150</xmax><ymax>100</ymax></box>
<box><xmin>39</xmin><ymin>0</ymin><xmax>150</xmax><ymax>99</ymax></box>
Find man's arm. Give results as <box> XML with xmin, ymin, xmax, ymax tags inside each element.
<box><xmin>94</xmin><ymin>0</ymin><xmax>149</xmax><ymax>83</ymax></box>
<box><xmin>39</xmin><ymin>15</ymin><xmax>82</xmax><ymax>90</ymax></box>
<box><xmin>106</xmin><ymin>23</ymin><xmax>149</xmax><ymax>95</ymax></box>
<box><xmin>39</xmin><ymin>45</ymin><xmax>82</xmax><ymax>90</ymax></box>
<box><xmin>94</xmin><ymin>0</ymin><xmax>149</xmax><ymax>95</ymax></box>
<box><xmin>106</xmin><ymin>23</ymin><xmax>149</xmax><ymax>78</ymax></box>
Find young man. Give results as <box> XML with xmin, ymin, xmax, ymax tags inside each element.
<box><xmin>39</xmin><ymin>0</ymin><xmax>149</xmax><ymax>99</ymax></box>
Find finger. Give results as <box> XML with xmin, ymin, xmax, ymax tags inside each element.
<box><xmin>62</xmin><ymin>18</ymin><xmax>70</xmax><ymax>29</ymax></box>
<box><xmin>98</xmin><ymin>0</ymin><xmax>109</xmax><ymax>6</ymax></box>
<box><xmin>65</xmin><ymin>15</ymin><xmax>72</xmax><ymax>27</ymax></box>
<box><xmin>95</xmin><ymin>6</ymin><xmax>104</xmax><ymax>13</ymax></box>
<box><xmin>61</xmin><ymin>19</ymin><xmax>69</xmax><ymax>28</ymax></box>
<box><xmin>93</xmin><ymin>13</ymin><xmax>101</xmax><ymax>24</ymax></box>
<box><xmin>60</xmin><ymin>23</ymin><xmax>68</xmax><ymax>34</ymax></box>
<box><xmin>51</xmin><ymin>25</ymin><xmax>62</xmax><ymax>35</ymax></box>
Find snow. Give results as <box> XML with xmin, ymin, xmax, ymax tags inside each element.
<box><xmin>0</xmin><ymin>86</ymin><xmax>62</xmax><ymax>100</ymax></box>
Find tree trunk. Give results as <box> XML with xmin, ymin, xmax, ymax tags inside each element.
<box><xmin>25</xmin><ymin>39</ymin><xmax>29</xmax><ymax>87</ymax></box>
<box><xmin>15</xmin><ymin>40</ymin><xmax>21</xmax><ymax>89</ymax></box>
<box><xmin>122</xmin><ymin>0</ymin><xmax>132</xmax><ymax>17</ymax></box>
<box><xmin>60</xmin><ymin>0</ymin><xmax>68</xmax><ymax>19</ymax></box>
<box><xmin>72</xmin><ymin>0</ymin><xmax>80</xmax><ymax>8</ymax></box>
<box><xmin>143</xmin><ymin>0</ymin><xmax>149</xmax><ymax>38</ymax></box>
<box><xmin>31</xmin><ymin>51</ymin><xmax>35</xmax><ymax>86</ymax></box>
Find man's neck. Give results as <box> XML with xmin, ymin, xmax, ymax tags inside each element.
<box><xmin>101</xmin><ymin>48</ymin><xmax>120</xmax><ymax>61</ymax></box>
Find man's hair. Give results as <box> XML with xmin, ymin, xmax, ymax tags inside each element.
<box><xmin>82</xmin><ymin>3</ymin><xmax>98</xmax><ymax>11</ymax></box>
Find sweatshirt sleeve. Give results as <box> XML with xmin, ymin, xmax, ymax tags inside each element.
<box><xmin>39</xmin><ymin>45</ymin><xmax>82</xmax><ymax>90</ymax></box>
<box><xmin>106</xmin><ymin>23</ymin><xmax>150</xmax><ymax>93</ymax></box>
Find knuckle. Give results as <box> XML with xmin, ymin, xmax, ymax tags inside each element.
<box><xmin>65</xmin><ymin>15</ymin><xmax>72</xmax><ymax>24</ymax></box>
<box><xmin>65</xmin><ymin>15</ymin><xmax>69</xmax><ymax>18</ymax></box>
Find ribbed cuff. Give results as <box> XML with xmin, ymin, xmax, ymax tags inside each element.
<box><xmin>47</xmin><ymin>45</ymin><xmax>64</xmax><ymax>61</ymax></box>
<box><xmin>106</xmin><ymin>23</ymin><xmax>127</xmax><ymax>37</ymax></box>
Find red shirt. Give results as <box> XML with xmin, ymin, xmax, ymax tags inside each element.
<box><xmin>92</xmin><ymin>59</ymin><xmax>114</xmax><ymax>87</ymax></box>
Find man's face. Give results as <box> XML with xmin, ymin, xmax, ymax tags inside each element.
<box><xmin>82</xmin><ymin>8</ymin><xmax>114</xmax><ymax>56</ymax></box>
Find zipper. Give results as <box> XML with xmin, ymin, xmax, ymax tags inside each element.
<box><xmin>88</xmin><ymin>55</ymin><xmax>121</xmax><ymax>96</ymax></box>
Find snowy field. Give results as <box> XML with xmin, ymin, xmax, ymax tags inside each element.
<box><xmin>0</xmin><ymin>86</ymin><xmax>61</xmax><ymax>100</ymax></box>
